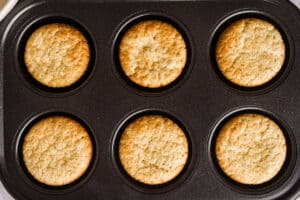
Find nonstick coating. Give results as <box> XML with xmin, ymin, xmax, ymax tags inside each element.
<box><xmin>0</xmin><ymin>0</ymin><xmax>300</xmax><ymax>199</ymax></box>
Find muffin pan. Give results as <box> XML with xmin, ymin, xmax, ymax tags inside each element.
<box><xmin>0</xmin><ymin>0</ymin><xmax>300</xmax><ymax>199</ymax></box>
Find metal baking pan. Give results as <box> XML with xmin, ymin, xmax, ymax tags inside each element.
<box><xmin>0</xmin><ymin>0</ymin><xmax>300</xmax><ymax>199</ymax></box>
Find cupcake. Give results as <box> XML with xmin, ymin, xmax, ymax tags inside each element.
<box><xmin>119</xmin><ymin>20</ymin><xmax>187</xmax><ymax>88</ymax></box>
<box><xmin>22</xmin><ymin>116</ymin><xmax>93</xmax><ymax>186</ymax></box>
<box><xmin>118</xmin><ymin>115</ymin><xmax>188</xmax><ymax>185</ymax></box>
<box><xmin>215</xmin><ymin>18</ymin><xmax>285</xmax><ymax>87</ymax></box>
<box><xmin>215</xmin><ymin>113</ymin><xmax>287</xmax><ymax>185</ymax></box>
<box><xmin>24</xmin><ymin>23</ymin><xmax>90</xmax><ymax>88</ymax></box>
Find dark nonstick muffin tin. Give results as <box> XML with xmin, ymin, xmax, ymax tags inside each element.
<box><xmin>0</xmin><ymin>0</ymin><xmax>300</xmax><ymax>199</ymax></box>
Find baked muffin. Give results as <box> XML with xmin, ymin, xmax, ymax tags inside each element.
<box><xmin>216</xmin><ymin>18</ymin><xmax>285</xmax><ymax>87</ymax></box>
<box><xmin>22</xmin><ymin>116</ymin><xmax>93</xmax><ymax>186</ymax></box>
<box><xmin>119</xmin><ymin>20</ymin><xmax>187</xmax><ymax>88</ymax></box>
<box><xmin>215</xmin><ymin>113</ymin><xmax>286</xmax><ymax>185</ymax></box>
<box><xmin>119</xmin><ymin>115</ymin><xmax>189</xmax><ymax>185</ymax></box>
<box><xmin>24</xmin><ymin>23</ymin><xmax>90</xmax><ymax>88</ymax></box>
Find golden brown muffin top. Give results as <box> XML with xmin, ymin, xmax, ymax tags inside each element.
<box><xmin>216</xmin><ymin>18</ymin><xmax>285</xmax><ymax>87</ymax></box>
<box><xmin>22</xmin><ymin>116</ymin><xmax>93</xmax><ymax>186</ymax></box>
<box><xmin>215</xmin><ymin>113</ymin><xmax>286</xmax><ymax>185</ymax></box>
<box><xmin>24</xmin><ymin>23</ymin><xmax>90</xmax><ymax>88</ymax></box>
<box><xmin>119</xmin><ymin>115</ymin><xmax>189</xmax><ymax>185</ymax></box>
<box><xmin>119</xmin><ymin>20</ymin><xmax>187</xmax><ymax>88</ymax></box>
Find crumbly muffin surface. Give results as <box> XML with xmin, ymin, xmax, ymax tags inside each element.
<box><xmin>22</xmin><ymin>116</ymin><xmax>93</xmax><ymax>186</ymax></box>
<box><xmin>215</xmin><ymin>113</ymin><xmax>286</xmax><ymax>185</ymax></box>
<box><xmin>119</xmin><ymin>115</ymin><xmax>189</xmax><ymax>185</ymax></box>
<box><xmin>25</xmin><ymin>23</ymin><xmax>90</xmax><ymax>88</ymax></box>
<box><xmin>119</xmin><ymin>20</ymin><xmax>187</xmax><ymax>88</ymax></box>
<box><xmin>216</xmin><ymin>18</ymin><xmax>285</xmax><ymax>87</ymax></box>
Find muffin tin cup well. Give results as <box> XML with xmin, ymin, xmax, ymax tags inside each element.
<box><xmin>209</xmin><ymin>10</ymin><xmax>295</xmax><ymax>95</ymax></box>
<box><xmin>208</xmin><ymin>106</ymin><xmax>297</xmax><ymax>195</ymax></box>
<box><xmin>16</xmin><ymin>15</ymin><xmax>96</xmax><ymax>95</ymax></box>
<box><xmin>111</xmin><ymin>108</ymin><xmax>196</xmax><ymax>194</ymax></box>
<box><xmin>112</xmin><ymin>12</ymin><xmax>194</xmax><ymax>96</ymax></box>
<box><xmin>14</xmin><ymin>111</ymin><xmax>98</xmax><ymax>194</ymax></box>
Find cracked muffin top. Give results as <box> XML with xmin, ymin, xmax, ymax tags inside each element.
<box><xmin>215</xmin><ymin>18</ymin><xmax>285</xmax><ymax>87</ymax></box>
<box><xmin>22</xmin><ymin>116</ymin><xmax>93</xmax><ymax>186</ymax></box>
<box><xmin>119</xmin><ymin>20</ymin><xmax>187</xmax><ymax>88</ymax></box>
<box><xmin>24</xmin><ymin>23</ymin><xmax>90</xmax><ymax>88</ymax></box>
<box><xmin>118</xmin><ymin>115</ymin><xmax>189</xmax><ymax>185</ymax></box>
<box><xmin>215</xmin><ymin>113</ymin><xmax>287</xmax><ymax>185</ymax></box>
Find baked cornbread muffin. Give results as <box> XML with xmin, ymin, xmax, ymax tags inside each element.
<box><xmin>119</xmin><ymin>115</ymin><xmax>189</xmax><ymax>185</ymax></box>
<box><xmin>24</xmin><ymin>23</ymin><xmax>90</xmax><ymax>88</ymax></box>
<box><xmin>216</xmin><ymin>18</ymin><xmax>285</xmax><ymax>87</ymax></box>
<box><xmin>119</xmin><ymin>20</ymin><xmax>187</xmax><ymax>88</ymax></box>
<box><xmin>215</xmin><ymin>113</ymin><xmax>287</xmax><ymax>185</ymax></box>
<box><xmin>22</xmin><ymin>116</ymin><xmax>93</xmax><ymax>186</ymax></box>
